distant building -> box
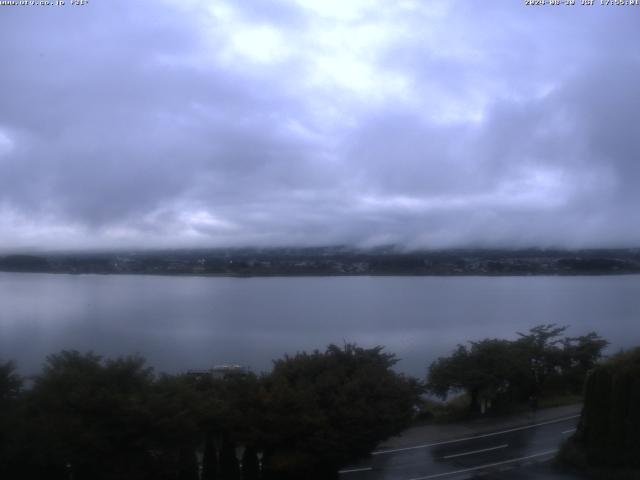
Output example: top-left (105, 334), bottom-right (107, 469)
top-left (186, 363), bottom-right (249, 381)
top-left (211, 363), bottom-right (248, 379)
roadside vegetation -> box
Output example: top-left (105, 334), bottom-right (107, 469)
top-left (0, 325), bottom-right (623, 479)
top-left (557, 347), bottom-right (640, 479)
top-left (424, 324), bottom-right (608, 417)
top-left (0, 344), bottom-right (421, 480)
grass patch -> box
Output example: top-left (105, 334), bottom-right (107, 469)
top-left (414, 395), bottom-right (471, 424)
top-left (539, 393), bottom-right (583, 409)
top-left (413, 393), bottom-right (583, 426)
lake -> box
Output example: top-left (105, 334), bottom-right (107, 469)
top-left (1, 273), bottom-right (638, 377)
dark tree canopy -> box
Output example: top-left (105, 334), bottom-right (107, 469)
top-left (2, 331), bottom-right (608, 479)
top-left (260, 344), bottom-right (423, 479)
top-left (0, 360), bottom-right (23, 477)
top-left (428, 339), bottom-right (523, 413)
top-left (427, 325), bottom-right (608, 414)
top-left (0, 344), bottom-right (422, 480)
top-left (21, 351), bottom-right (157, 480)
top-left (574, 347), bottom-right (640, 469)
top-left (0, 360), bottom-right (21, 405)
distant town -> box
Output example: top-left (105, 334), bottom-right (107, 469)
top-left (1, 247), bottom-right (640, 276)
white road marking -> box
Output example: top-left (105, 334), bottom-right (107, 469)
top-left (406, 449), bottom-right (558, 480)
top-left (561, 428), bottom-right (576, 434)
top-left (442, 444), bottom-right (508, 459)
top-left (372, 415), bottom-right (580, 456)
top-left (338, 466), bottom-right (373, 474)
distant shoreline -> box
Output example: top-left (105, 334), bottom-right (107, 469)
top-left (3, 270), bottom-right (640, 278)
top-left (2, 247), bottom-right (639, 277)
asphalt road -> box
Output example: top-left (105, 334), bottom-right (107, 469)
top-left (339, 415), bottom-right (584, 480)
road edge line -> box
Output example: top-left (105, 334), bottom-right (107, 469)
top-left (407, 449), bottom-right (558, 480)
top-left (372, 414), bottom-right (580, 455)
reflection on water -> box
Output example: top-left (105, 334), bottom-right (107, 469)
top-left (0, 273), bottom-right (638, 376)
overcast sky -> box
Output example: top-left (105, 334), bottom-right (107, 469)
top-left (1, 0), bottom-right (639, 251)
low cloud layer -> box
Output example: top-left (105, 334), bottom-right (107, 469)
top-left (1, 0), bottom-right (639, 250)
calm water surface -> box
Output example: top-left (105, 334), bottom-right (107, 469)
top-left (1, 273), bottom-right (638, 377)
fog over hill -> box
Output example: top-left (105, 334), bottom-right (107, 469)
top-left (1, 1), bottom-right (639, 250)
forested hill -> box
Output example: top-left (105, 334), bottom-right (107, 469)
top-left (1, 247), bottom-right (640, 276)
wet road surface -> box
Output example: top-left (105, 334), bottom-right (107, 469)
top-left (339, 415), bottom-right (585, 480)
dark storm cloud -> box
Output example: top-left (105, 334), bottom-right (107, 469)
top-left (0, 0), bottom-right (639, 249)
